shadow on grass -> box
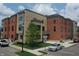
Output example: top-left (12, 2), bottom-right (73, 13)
top-left (16, 51), bottom-right (37, 56)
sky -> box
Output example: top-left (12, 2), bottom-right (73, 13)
top-left (0, 3), bottom-right (79, 26)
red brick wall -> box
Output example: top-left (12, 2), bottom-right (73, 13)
top-left (47, 16), bottom-right (73, 40)
top-left (9, 15), bottom-right (17, 41)
top-left (65, 19), bottom-right (73, 39)
top-left (3, 18), bottom-right (10, 39)
top-left (2, 15), bottom-right (17, 41)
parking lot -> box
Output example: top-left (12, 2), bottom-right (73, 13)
top-left (0, 47), bottom-right (19, 56)
top-left (45, 43), bottom-right (79, 56)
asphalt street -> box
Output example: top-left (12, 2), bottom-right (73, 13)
top-left (0, 43), bottom-right (79, 56)
top-left (45, 43), bottom-right (79, 56)
top-left (0, 47), bottom-right (19, 56)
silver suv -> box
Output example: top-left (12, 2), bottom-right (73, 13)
top-left (0, 39), bottom-right (9, 47)
top-left (48, 43), bottom-right (63, 52)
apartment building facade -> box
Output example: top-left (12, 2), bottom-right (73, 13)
top-left (2, 9), bottom-right (77, 42)
top-left (9, 14), bottom-right (17, 42)
top-left (2, 9), bottom-right (47, 42)
top-left (2, 14), bottom-right (17, 42)
top-left (65, 18), bottom-right (73, 39)
top-left (17, 9), bottom-right (47, 42)
top-left (47, 14), bottom-right (73, 40)
top-left (2, 18), bottom-right (10, 39)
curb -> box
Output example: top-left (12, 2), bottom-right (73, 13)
top-left (10, 45), bottom-right (44, 56)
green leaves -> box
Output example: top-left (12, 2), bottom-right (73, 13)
top-left (25, 22), bottom-right (41, 47)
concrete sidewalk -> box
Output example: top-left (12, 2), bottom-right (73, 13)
top-left (10, 45), bottom-right (43, 56)
top-left (46, 40), bottom-right (77, 48)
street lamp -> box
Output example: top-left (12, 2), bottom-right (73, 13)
top-left (22, 25), bottom-right (24, 52)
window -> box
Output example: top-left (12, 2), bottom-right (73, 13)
top-left (54, 26), bottom-right (56, 32)
top-left (37, 25), bottom-right (41, 30)
top-left (11, 35), bottom-right (13, 39)
top-left (19, 16), bottom-right (24, 25)
top-left (20, 35), bottom-right (23, 39)
top-left (19, 27), bottom-right (21, 31)
top-left (19, 25), bottom-right (24, 31)
top-left (1, 28), bottom-right (3, 32)
top-left (42, 26), bottom-right (45, 31)
top-left (12, 25), bottom-right (14, 31)
top-left (19, 16), bottom-right (23, 21)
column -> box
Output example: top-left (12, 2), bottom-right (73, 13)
top-left (41, 23), bottom-right (43, 42)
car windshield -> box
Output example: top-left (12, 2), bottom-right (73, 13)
top-left (1, 40), bottom-right (7, 42)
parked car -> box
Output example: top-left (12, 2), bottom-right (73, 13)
top-left (0, 39), bottom-right (9, 47)
top-left (48, 43), bottom-right (63, 52)
top-left (73, 37), bottom-right (79, 43)
top-left (73, 39), bottom-right (79, 43)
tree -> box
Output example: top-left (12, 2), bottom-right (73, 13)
top-left (25, 22), bottom-right (41, 47)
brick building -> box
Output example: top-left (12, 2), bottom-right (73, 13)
top-left (9, 14), bottom-right (17, 41)
top-left (2, 14), bottom-right (17, 42)
top-left (2, 18), bottom-right (10, 39)
top-left (2, 9), bottom-right (77, 42)
top-left (47, 14), bottom-right (73, 41)
top-left (65, 18), bottom-right (73, 39)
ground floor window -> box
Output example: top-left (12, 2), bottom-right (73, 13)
top-left (20, 35), bottom-right (23, 39)
top-left (11, 35), bottom-right (13, 39)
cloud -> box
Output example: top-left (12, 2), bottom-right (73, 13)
top-left (0, 15), bottom-right (6, 26)
top-left (0, 3), bottom-right (15, 27)
top-left (59, 4), bottom-right (79, 20)
top-left (18, 5), bottom-right (25, 11)
top-left (59, 3), bottom-right (79, 26)
top-left (0, 4), bottom-right (15, 16)
top-left (32, 4), bottom-right (56, 15)
top-left (32, 3), bottom-right (79, 26)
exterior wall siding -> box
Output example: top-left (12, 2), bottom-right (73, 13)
top-left (2, 9), bottom-right (77, 42)
top-left (2, 18), bottom-right (9, 39)
top-left (9, 15), bottom-right (17, 41)
top-left (47, 15), bottom-right (73, 41)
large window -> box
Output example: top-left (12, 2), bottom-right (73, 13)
top-left (12, 25), bottom-right (14, 31)
top-left (42, 26), bottom-right (45, 31)
top-left (19, 15), bottom-right (24, 25)
top-left (18, 15), bottom-right (24, 31)
top-left (54, 26), bottom-right (56, 32)
top-left (11, 35), bottom-right (13, 39)
top-left (20, 35), bottom-right (23, 39)
top-left (19, 25), bottom-right (24, 31)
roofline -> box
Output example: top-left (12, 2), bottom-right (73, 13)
top-left (10, 14), bottom-right (17, 18)
top-left (2, 17), bottom-right (10, 22)
top-left (46, 14), bottom-right (65, 19)
top-left (2, 9), bottom-right (47, 21)
top-left (17, 9), bottom-right (46, 17)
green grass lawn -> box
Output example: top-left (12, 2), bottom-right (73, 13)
top-left (16, 51), bottom-right (36, 56)
top-left (14, 43), bottom-right (51, 50)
